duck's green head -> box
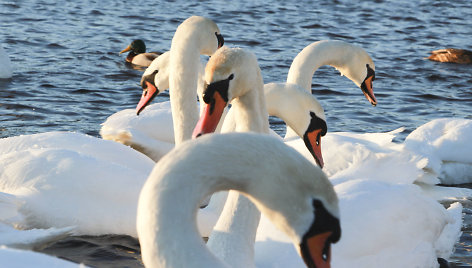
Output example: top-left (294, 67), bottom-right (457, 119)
top-left (120, 39), bottom-right (146, 54)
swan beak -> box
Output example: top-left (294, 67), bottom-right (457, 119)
top-left (136, 81), bottom-right (159, 115)
top-left (300, 231), bottom-right (333, 268)
top-left (361, 75), bottom-right (377, 106)
top-left (119, 45), bottom-right (132, 55)
top-left (192, 91), bottom-right (227, 138)
top-left (304, 129), bottom-right (324, 168)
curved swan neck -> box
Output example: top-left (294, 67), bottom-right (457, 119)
top-left (169, 41), bottom-right (200, 145)
top-left (286, 40), bottom-right (362, 92)
top-left (209, 58), bottom-right (269, 265)
top-left (231, 81), bottom-right (269, 134)
top-left (207, 191), bottom-right (260, 267)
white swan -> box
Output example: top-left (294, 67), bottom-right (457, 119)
top-left (137, 132), bottom-right (341, 268)
top-left (283, 40), bottom-right (376, 139)
top-left (192, 47), bottom-right (271, 266)
top-left (102, 53), bottom-right (327, 166)
top-left (0, 246), bottom-right (84, 268)
top-left (0, 131), bottom-right (154, 236)
top-left (404, 118), bottom-right (472, 184)
top-left (162, 16), bottom-right (223, 145)
top-left (194, 47), bottom-right (462, 267)
top-left (0, 44), bottom-right (13, 79)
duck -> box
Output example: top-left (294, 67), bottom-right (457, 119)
top-left (119, 39), bottom-right (161, 67)
top-left (137, 132), bottom-right (341, 268)
top-left (0, 44), bottom-right (13, 79)
top-left (427, 48), bottom-right (472, 64)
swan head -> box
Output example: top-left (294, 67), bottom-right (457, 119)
top-left (265, 83), bottom-right (327, 168)
top-left (136, 52), bottom-right (171, 115)
top-left (338, 45), bottom-right (377, 106)
top-left (193, 47), bottom-right (261, 137)
top-left (119, 39), bottom-right (146, 55)
top-left (174, 16), bottom-right (224, 56)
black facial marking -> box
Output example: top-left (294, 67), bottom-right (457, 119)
top-left (300, 199), bottom-right (341, 268)
top-left (202, 74), bottom-right (233, 114)
top-left (140, 70), bottom-right (158, 89)
top-left (360, 64), bottom-right (375, 96)
top-left (215, 32), bottom-right (224, 48)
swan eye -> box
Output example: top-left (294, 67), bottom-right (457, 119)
top-left (316, 132), bottom-right (321, 146)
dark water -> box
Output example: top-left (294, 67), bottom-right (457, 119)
top-left (1, 0), bottom-right (471, 267)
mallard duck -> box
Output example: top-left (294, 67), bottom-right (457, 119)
top-left (119, 39), bottom-right (161, 67)
top-left (427, 48), bottom-right (472, 64)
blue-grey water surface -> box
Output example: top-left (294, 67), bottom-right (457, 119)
top-left (1, 0), bottom-right (471, 267)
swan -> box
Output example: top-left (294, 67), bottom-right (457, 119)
top-left (427, 48), bottom-right (472, 64)
top-left (0, 44), bottom-right (13, 79)
top-left (137, 132), bottom-right (341, 268)
top-left (119, 39), bottom-right (161, 67)
top-left (102, 53), bottom-right (327, 166)
top-left (162, 16), bottom-right (224, 145)
top-left (0, 131), bottom-right (155, 237)
top-left (0, 246), bottom-right (84, 268)
top-left (194, 47), bottom-right (462, 267)
top-left (282, 40), bottom-right (376, 139)
top-left (403, 118), bottom-right (472, 184)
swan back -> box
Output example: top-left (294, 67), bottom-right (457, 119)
top-left (137, 132), bottom-right (340, 268)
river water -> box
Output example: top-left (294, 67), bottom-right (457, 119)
top-left (1, 0), bottom-right (471, 267)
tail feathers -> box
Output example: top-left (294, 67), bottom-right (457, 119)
top-left (0, 223), bottom-right (75, 250)
top-left (0, 192), bottom-right (24, 225)
top-left (435, 202), bottom-right (463, 259)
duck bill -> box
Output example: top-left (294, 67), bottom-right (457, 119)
top-left (119, 45), bottom-right (132, 55)
top-left (300, 231), bottom-right (333, 268)
top-left (304, 129), bottom-right (324, 168)
top-left (192, 91), bottom-right (227, 138)
top-left (361, 75), bottom-right (377, 106)
top-left (136, 81), bottom-right (159, 115)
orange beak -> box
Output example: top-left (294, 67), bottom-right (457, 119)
top-left (304, 129), bottom-right (324, 168)
top-left (362, 75), bottom-right (377, 106)
top-left (136, 81), bottom-right (159, 115)
top-left (119, 45), bottom-right (132, 55)
top-left (192, 91), bottom-right (228, 138)
top-left (302, 231), bottom-right (333, 268)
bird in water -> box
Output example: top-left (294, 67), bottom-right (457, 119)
top-left (427, 48), bottom-right (472, 64)
top-left (119, 39), bottom-right (161, 67)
